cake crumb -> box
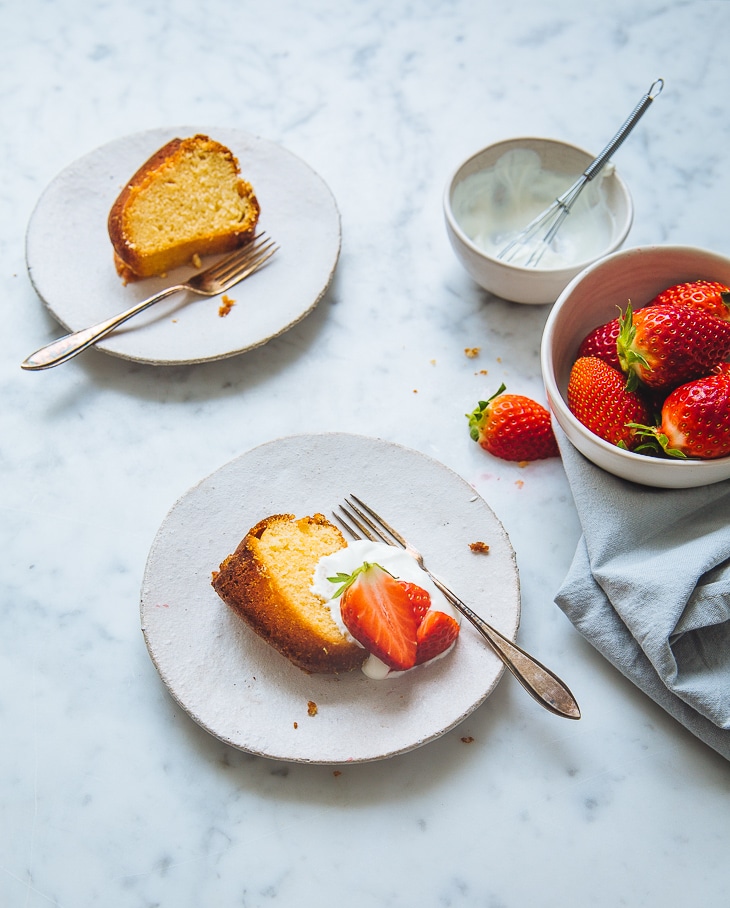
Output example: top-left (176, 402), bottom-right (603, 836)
top-left (333, 770), bottom-right (342, 777)
top-left (469, 541), bottom-right (490, 554)
top-left (191, 253), bottom-right (202, 268)
top-left (475, 369), bottom-right (488, 375)
top-left (515, 479), bottom-right (524, 489)
top-left (307, 700), bottom-right (318, 717)
top-left (518, 460), bottom-right (530, 468)
top-left (464, 347), bottom-right (480, 358)
top-left (293, 722), bottom-right (298, 729)
top-left (461, 736), bottom-right (475, 744)
top-left (218, 294), bottom-right (235, 317)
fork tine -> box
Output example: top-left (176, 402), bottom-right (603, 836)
top-left (341, 500), bottom-right (388, 544)
top-left (225, 244), bottom-right (277, 284)
top-left (348, 495), bottom-right (408, 549)
top-left (335, 502), bottom-right (383, 544)
top-left (213, 235), bottom-right (277, 283)
top-left (332, 508), bottom-right (364, 541)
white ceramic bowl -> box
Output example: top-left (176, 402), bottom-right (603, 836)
top-left (541, 245), bottom-right (730, 489)
top-left (444, 137), bottom-right (634, 305)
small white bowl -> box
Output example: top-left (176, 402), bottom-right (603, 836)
top-left (444, 137), bottom-right (634, 305)
top-left (541, 245), bottom-right (730, 488)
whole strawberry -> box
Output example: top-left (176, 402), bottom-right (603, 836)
top-left (467, 384), bottom-right (559, 461)
top-left (616, 301), bottom-right (730, 391)
top-left (648, 280), bottom-right (730, 322)
top-left (567, 356), bottom-right (652, 450)
top-left (629, 371), bottom-right (730, 459)
top-left (577, 317), bottom-right (621, 369)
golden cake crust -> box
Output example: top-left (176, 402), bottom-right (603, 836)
top-left (212, 514), bottom-right (366, 675)
top-left (108, 134), bottom-right (260, 282)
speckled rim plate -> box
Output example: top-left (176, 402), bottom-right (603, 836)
top-left (140, 433), bottom-right (521, 764)
top-left (25, 127), bottom-right (341, 365)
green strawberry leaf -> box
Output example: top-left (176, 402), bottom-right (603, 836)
top-left (656, 433), bottom-right (687, 459)
top-left (616, 300), bottom-right (650, 391)
top-left (327, 562), bottom-right (391, 598)
top-left (625, 423), bottom-right (687, 459)
top-left (466, 383), bottom-right (507, 441)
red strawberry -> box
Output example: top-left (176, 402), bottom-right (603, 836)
top-left (415, 610), bottom-right (460, 665)
top-left (567, 356), bottom-right (652, 450)
top-left (467, 384), bottom-right (559, 461)
top-left (616, 301), bottom-right (730, 391)
top-left (338, 562), bottom-right (418, 671)
top-left (577, 317), bottom-right (621, 369)
top-left (399, 580), bottom-right (431, 623)
top-left (647, 280), bottom-right (730, 322)
top-left (629, 371), bottom-right (730, 459)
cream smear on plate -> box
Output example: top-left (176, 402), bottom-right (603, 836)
top-left (452, 148), bottom-right (617, 268)
top-left (311, 539), bottom-right (461, 680)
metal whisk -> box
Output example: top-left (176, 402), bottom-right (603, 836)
top-left (497, 78), bottom-right (664, 267)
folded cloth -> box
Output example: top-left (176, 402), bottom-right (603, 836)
top-left (554, 426), bottom-right (730, 761)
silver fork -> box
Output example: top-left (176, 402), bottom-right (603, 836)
top-left (335, 494), bottom-right (581, 720)
top-left (21, 233), bottom-right (278, 371)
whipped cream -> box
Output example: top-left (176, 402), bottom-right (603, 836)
top-left (451, 147), bottom-right (617, 268)
top-left (311, 539), bottom-right (460, 679)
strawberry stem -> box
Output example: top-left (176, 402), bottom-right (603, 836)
top-left (616, 301), bottom-right (649, 392)
top-left (327, 562), bottom-right (390, 598)
top-left (466, 383), bottom-right (506, 441)
top-left (625, 423), bottom-right (687, 459)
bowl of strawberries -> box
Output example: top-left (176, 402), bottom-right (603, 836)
top-left (541, 245), bottom-right (730, 488)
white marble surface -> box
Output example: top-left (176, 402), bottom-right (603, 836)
top-left (2, 1), bottom-right (729, 905)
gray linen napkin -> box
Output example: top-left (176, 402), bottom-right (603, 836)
top-left (554, 426), bottom-right (730, 761)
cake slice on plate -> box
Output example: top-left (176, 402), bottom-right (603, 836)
top-left (108, 133), bottom-right (260, 283)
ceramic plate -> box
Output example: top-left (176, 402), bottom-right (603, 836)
top-left (140, 434), bottom-right (521, 763)
top-left (25, 128), bottom-right (341, 365)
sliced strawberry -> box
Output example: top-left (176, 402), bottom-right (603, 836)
top-left (339, 562), bottom-right (418, 671)
top-left (399, 580), bottom-right (431, 623)
top-left (415, 610), bottom-right (460, 665)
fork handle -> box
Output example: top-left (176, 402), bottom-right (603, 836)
top-left (21, 284), bottom-right (185, 371)
top-left (432, 578), bottom-right (581, 719)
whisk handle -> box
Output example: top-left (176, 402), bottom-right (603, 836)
top-left (583, 78), bottom-right (664, 181)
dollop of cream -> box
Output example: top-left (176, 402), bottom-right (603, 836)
top-left (452, 148), bottom-right (617, 268)
top-left (311, 539), bottom-right (460, 679)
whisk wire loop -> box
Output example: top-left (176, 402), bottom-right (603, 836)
top-left (497, 78), bottom-right (664, 267)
